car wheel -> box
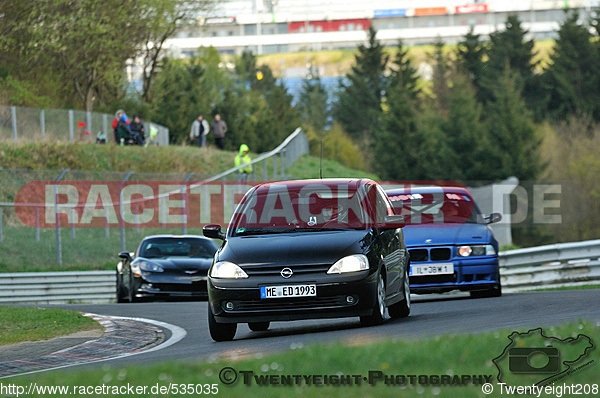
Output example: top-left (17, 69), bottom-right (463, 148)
top-left (470, 282), bottom-right (502, 298)
top-left (248, 322), bottom-right (270, 332)
top-left (360, 272), bottom-right (386, 326)
top-left (116, 272), bottom-right (127, 303)
top-left (128, 269), bottom-right (139, 303)
top-left (389, 267), bottom-right (410, 318)
top-left (208, 304), bottom-right (237, 341)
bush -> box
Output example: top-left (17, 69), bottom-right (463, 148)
top-left (304, 124), bottom-right (366, 171)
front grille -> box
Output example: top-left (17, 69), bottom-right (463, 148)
top-left (242, 264), bottom-right (331, 276)
top-left (409, 249), bottom-right (428, 262)
top-left (227, 295), bottom-right (354, 312)
top-left (430, 248), bottom-right (451, 261)
top-left (409, 247), bottom-right (452, 262)
top-left (151, 283), bottom-right (206, 292)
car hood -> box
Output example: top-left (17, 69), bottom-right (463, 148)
top-left (219, 230), bottom-right (372, 266)
top-left (403, 223), bottom-right (492, 247)
top-left (136, 257), bottom-right (213, 271)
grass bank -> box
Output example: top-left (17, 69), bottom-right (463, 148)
top-left (10, 319), bottom-right (599, 397)
top-left (0, 307), bottom-right (100, 345)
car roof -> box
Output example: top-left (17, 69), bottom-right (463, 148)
top-left (386, 185), bottom-right (473, 196)
top-left (141, 235), bottom-right (211, 241)
top-left (252, 178), bottom-right (375, 193)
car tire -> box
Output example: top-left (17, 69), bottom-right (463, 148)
top-left (116, 272), bottom-right (127, 303)
top-left (360, 272), bottom-right (386, 326)
top-left (128, 269), bottom-right (139, 303)
top-left (470, 282), bottom-right (502, 298)
top-left (208, 304), bottom-right (237, 341)
top-left (248, 322), bottom-right (270, 332)
top-left (389, 267), bottom-right (410, 318)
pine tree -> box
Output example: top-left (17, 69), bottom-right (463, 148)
top-left (456, 27), bottom-right (487, 104)
top-left (484, 69), bottom-right (541, 180)
top-left (484, 15), bottom-right (546, 116)
top-left (388, 39), bottom-right (419, 99)
top-left (297, 67), bottom-right (329, 131)
top-left (430, 38), bottom-right (451, 115)
top-left (544, 10), bottom-right (600, 122)
top-left (334, 26), bottom-right (388, 141)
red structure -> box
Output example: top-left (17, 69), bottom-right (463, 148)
top-left (288, 19), bottom-right (371, 34)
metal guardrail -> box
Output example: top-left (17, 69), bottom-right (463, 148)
top-left (0, 271), bottom-right (114, 304)
top-left (205, 127), bottom-right (308, 182)
top-left (1, 240), bottom-right (599, 304)
top-left (499, 239), bottom-right (600, 292)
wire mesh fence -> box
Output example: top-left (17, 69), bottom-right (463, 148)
top-left (0, 105), bottom-right (169, 145)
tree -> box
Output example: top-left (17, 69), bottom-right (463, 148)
top-left (334, 27), bottom-right (388, 141)
top-left (544, 10), bottom-right (600, 122)
top-left (484, 69), bottom-right (541, 180)
top-left (297, 67), bottom-right (330, 131)
top-left (484, 14), bottom-right (546, 115)
top-left (456, 27), bottom-right (487, 103)
top-left (429, 38), bottom-right (451, 115)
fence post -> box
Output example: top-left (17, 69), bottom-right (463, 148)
top-left (11, 106), bottom-right (17, 141)
top-left (263, 160), bottom-right (267, 181)
top-left (40, 109), bottom-right (46, 139)
top-left (273, 156), bottom-right (278, 180)
top-left (55, 169), bottom-right (69, 266)
top-left (182, 172), bottom-right (195, 235)
top-left (35, 207), bottom-right (40, 241)
top-left (68, 110), bottom-right (74, 142)
top-left (86, 111), bottom-right (92, 138)
top-left (120, 172), bottom-right (134, 253)
top-left (71, 208), bottom-right (76, 239)
top-left (0, 206), bottom-right (3, 243)
top-left (105, 207), bottom-right (110, 238)
top-left (103, 114), bottom-right (108, 142)
top-left (280, 149), bottom-right (285, 179)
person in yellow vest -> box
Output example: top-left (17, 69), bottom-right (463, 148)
top-left (234, 144), bottom-right (253, 181)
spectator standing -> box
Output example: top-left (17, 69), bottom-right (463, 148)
top-left (189, 114), bottom-right (210, 147)
top-left (130, 114), bottom-right (145, 146)
top-left (112, 109), bottom-right (124, 144)
top-left (234, 144), bottom-right (253, 181)
top-left (211, 113), bottom-right (228, 149)
top-left (116, 114), bottom-right (132, 145)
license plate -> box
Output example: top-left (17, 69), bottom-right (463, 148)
top-left (260, 284), bottom-right (316, 299)
top-left (410, 263), bottom-right (454, 276)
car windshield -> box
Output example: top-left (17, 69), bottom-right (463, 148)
top-left (139, 238), bottom-right (218, 259)
top-left (231, 184), bottom-right (369, 236)
top-left (388, 191), bottom-right (483, 225)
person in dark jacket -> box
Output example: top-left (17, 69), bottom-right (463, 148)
top-left (211, 113), bottom-right (228, 149)
top-left (116, 114), bottom-right (132, 145)
top-left (130, 115), bottom-right (145, 145)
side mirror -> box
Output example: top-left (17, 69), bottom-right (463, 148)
top-left (118, 251), bottom-right (132, 261)
top-left (203, 224), bottom-right (225, 240)
top-left (486, 213), bottom-right (502, 224)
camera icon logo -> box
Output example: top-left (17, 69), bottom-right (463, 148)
top-left (508, 347), bottom-right (560, 374)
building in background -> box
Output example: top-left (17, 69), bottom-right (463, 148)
top-left (164, 0), bottom-right (599, 57)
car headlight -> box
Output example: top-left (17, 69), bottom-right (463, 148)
top-left (458, 245), bottom-right (496, 257)
top-left (327, 254), bottom-right (369, 274)
top-left (138, 261), bottom-right (164, 272)
top-left (210, 261), bottom-right (249, 279)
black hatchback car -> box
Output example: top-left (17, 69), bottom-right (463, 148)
top-left (116, 235), bottom-right (219, 302)
top-left (203, 179), bottom-right (410, 341)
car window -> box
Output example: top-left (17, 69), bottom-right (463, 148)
top-left (388, 191), bottom-right (483, 225)
top-left (230, 184), bottom-right (368, 236)
top-left (139, 238), bottom-right (218, 258)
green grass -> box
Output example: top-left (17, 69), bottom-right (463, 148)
top-left (0, 307), bottom-right (100, 345)
top-left (10, 320), bottom-right (599, 397)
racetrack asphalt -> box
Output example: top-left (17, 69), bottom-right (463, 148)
top-left (26, 289), bottom-right (599, 371)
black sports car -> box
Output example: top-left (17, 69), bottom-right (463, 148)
top-left (203, 179), bottom-right (410, 341)
top-left (116, 235), bottom-right (219, 302)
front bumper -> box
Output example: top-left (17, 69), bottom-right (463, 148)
top-left (133, 272), bottom-right (208, 298)
top-left (409, 256), bottom-right (500, 294)
top-left (208, 271), bottom-right (378, 323)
